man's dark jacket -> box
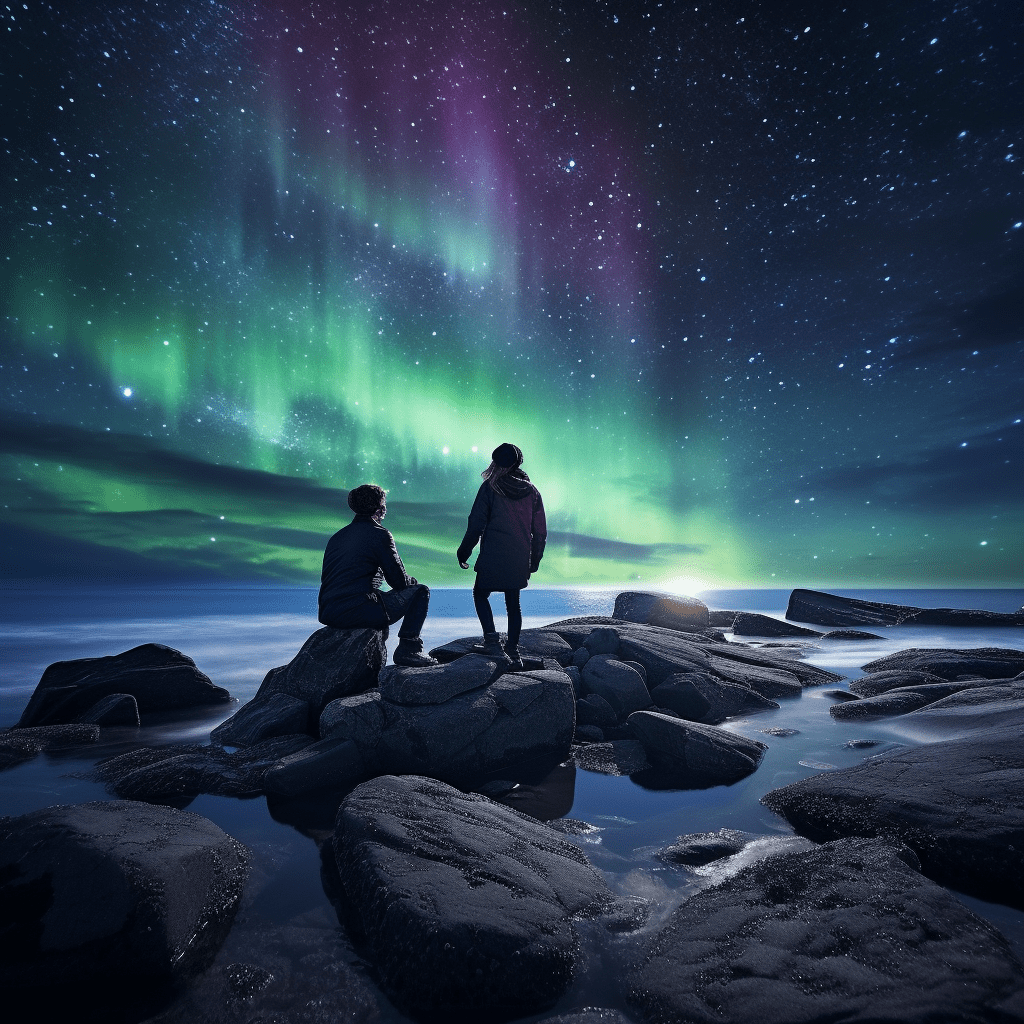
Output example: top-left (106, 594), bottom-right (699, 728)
top-left (318, 514), bottom-right (416, 625)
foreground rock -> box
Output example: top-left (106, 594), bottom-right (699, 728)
top-left (332, 775), bottom-right (623, 1020)
top-left (0, 800), bottom-right (249, 1011)
top-left (16, 643), bottom-right (230, 728)
top-left (213, 627), bottom-right (386, 741)
top-left (629, 836), bottom-right (1024, 1024)
top-left (787, 588), bottom-right (1024, 627)
top-left (761, 725), bottom-right (1024, 908)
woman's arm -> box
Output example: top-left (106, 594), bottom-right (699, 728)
top-left (530, 489), bottom-right (547, 572)
top-left (457, 484), bottom-right (492, 565)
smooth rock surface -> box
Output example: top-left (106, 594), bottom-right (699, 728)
top-left (379, 653), bottom-right (495, 705)
top-left (613, 591), bottom-right (711, 631)
top-left (628, 711), bottom-right (766, 782)
top-left (263, 735), bottom-right (369, 795)
top-left (762, 724), bottom-right (1024, 907)
top-left (333, 775), bottom-right (617, 1019)
top-left (576, 692), bottom-right (618, 728)
top-left (657, 828), bottom-right (757, 866)
top-left (786, 588), bottom-right (1024, 627)
top-left (0, 801), bottom-right (249, 998)
top-left (650, 672), bottom-right (779, 725)
top-left (862, 646), bottom-right (1024, 681)
top-left (629, 836), bottom-right (1024, 1024)
top-left (901, 683), bottom-right (1024, 733)
top-left (732, 612), bottom-right (823, 638)
top-left (16, 643), bottom-right (230, 728)
top-left (430, 630), bottom-right (573, 666)
top-left (319, 689), bottom-right (385, 746)
top-left (581, 655), bottom-right (652, 717)
top-left (849, 669), bottom-right (951, 696)
top-left (821, 628), bottom-right (885, 639)
top-left (79, 692), bottom-right (140, 726)
top-left (210, 691), bottom-right (310, 746)
top-left (830, 680), bottom-right (1012, 719)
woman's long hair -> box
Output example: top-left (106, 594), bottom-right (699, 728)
top-left (481, 461), bottom-right (515, 492)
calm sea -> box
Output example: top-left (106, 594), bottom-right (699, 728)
top-left (2, 585), bottom-right (1023, 1021)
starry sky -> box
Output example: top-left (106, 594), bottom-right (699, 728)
top-left (2, 0), bottom-right (1021, 588)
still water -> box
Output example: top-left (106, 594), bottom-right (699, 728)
top-left (2, 585), bottom-right (1023, 1020)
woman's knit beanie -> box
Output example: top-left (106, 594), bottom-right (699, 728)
top-left (491, 442), bottom-right (523, 468)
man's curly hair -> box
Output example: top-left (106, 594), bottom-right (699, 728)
top-left (347, 483), bottom-right (386, 516)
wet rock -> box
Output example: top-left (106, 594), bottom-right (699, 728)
top-left (762, 724), bottom-right (1024, 908)
top-left (823, 688), bottom-right (860, 702)
top-left (333, 774), bottom-right (618, 1020)
top-left (786, 588), bottom-right (1024, 627)
top-left (254, 627), bottom-right (385, 721)
top-left (732, 612), bottom-right (823, 638)
top-left (759, 727), bottom-right (799, 737)
top-left (263, 736), bottom-right (369, 796)
top-left (574, 739), bottom-right (652, 776)
top-left (0, 800), bottom-right (248, 1008)
top-left (613, 591), bottom-right (711, 631)
top-left (576, 692), bottom-right (618, 728)
top-left (822, 628), bottom-right (885, 639)
top-left (628, 711), bottom-right (766, 782)
top-left (379, 653), bottom-right (494, 704)
top-left (629, 836), bottom-right (1024, 1024)
top-left (210, 692), bottom-right (310, 747)
top-left (582, 655), bottom-right (652, 717)
top-left (849, 669), bottom-right (950, 696)
top-left (538, 1009), bottom-right (635, 1024)
top-left (657, 828), bottom-right (757, 866)
top-left (846, 738), bottom-right (881, 748)
top-left (79, 692), bottom-right (140, 726)
top-left (16, 643), bottom-right (230, 728)
top-left (650, 672), bottom-right (779, 725)
top-left (901, 683), bottom-right (1024, 733)
top-left (582, 626), bottom-right (622, 656)
top-left (862, 647), bottom-right (1024, 681)
top-left (709, 610), bottom-right (739, 628)
top-left (96, 735), bottom-right (313, 800)
top-left (831, 680), bottom-right (1012, 720)
top-left (0, 722), bottom-right (100, 770)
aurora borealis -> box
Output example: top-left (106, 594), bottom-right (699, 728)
top-left (2, 1), bottom-right (1021, 588)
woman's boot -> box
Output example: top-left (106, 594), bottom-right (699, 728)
top-left (475, 632), bottom-right (511, 664)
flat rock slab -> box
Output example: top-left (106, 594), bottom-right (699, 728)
top-left (333, 775), bottom-right (617, 1020)
top-left (862, 647), bottom-right (1024, 681)
top-left (379, 653), bottom-right (496, 704)
top-left (0, 800), bottom-right (249, 1002)
top-left (430, 630), bottom-right (574, 665)
top-left (761, 725), bottom-right (1024, 908)
top-left (732, 612), bottom-right (823, 638)
top-left (629, 836), bottom-right (1024, 1024)
top-left (16, 643), bottom-right (230, 727)
top-left (787, 588), bottom-right (1024, 627)
top-left (0, 723), bottom-right (100, 770)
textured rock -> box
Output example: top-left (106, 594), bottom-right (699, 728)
top-left (788, 588), bottom-right (1024, 627)
top-left (629, 836), bottom-right (1024, 1024)
top-left (830, 680), bottom-right (1012, 719)
top-left (16, 643), bottom-right (230, 728)
top-left (849, 669), bottom-right (951, 696)
top-left (263, 735), bottom-right (369, 795)
top-left (333, 775), bottom-right (617, 1019)
top-left (821, 629), bottom-right (885, 639)
top-left (657, 828), bottom-right (757, 866)
top-left (732, 612), bottom-right (823, 638)
top-left (78, 692), bottom-right (140, 726)
top-left (538, 1011), bottom-right (635, 1024)
top-left (581, 655), bottom-right (652, 717)
top-left (379, 653), bottom-right (495, 705)
top-left (901, 683), bottom-right (1024, 733)
top-left (576, 692), bottom-right (618, 728)
top-left (762, 725), bottom-right (1024, 907)
top-left (861, 646), bottom-right (1024, 681)
top-left (210, 691), bottom-right (310, 746)
top-left (429, 630), bottom-right (573, 666)
top-left (628, 711), bottom-right (766, 782)
top-left (0, 801), bottom-right (248, 1002)
top-left (0, 723), bottom-right (101, 770)
top-left (319, 689), bottom-right (385, 746)
top-left (573, 739), bottom-right (653, 776)
top-left (650, 672), bottom-right (779, 725)
top-left (254, 627), bottom-right (386, 719)
top-left (708, 610), bottom-right (739, 628)
top-left (613, 591), bottom-right (711, 631)
top-left (582, 626), bottom-right (622, 656)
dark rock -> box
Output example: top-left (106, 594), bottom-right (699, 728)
top-left (732, 612), bottom-right (823, 638)
top-left (846, 738), bottom-right (881, 748)
top-left (650, 672), bottom-right (779, 725)
top-left (823, 688), bottom-right (860, 702)
top-left (622, 659), bottom-right (647, 681)
top-left (538, 1009), bottom-right (635, 1024)
top-left (0, 722), bottom-right (100, 765)
top-left (657, 827), bottom-right (756, 866)
top-left (254, 627), bottom-right (385, 721)
top-left (79, 692), bottom-right (140, 726)
top-left (821, 628), bottom-right (885, 639)
top-left (564, 663), bottom-right (582, 696)
top-left (831, 680), bottom-right (1013, 720)
top-left (574, 724), bottom-right (605, 743)
top-left (762, 724), bottom-right (1024, 907)
top-left (16, 643), bottom-right (230, 728)
top-left (613, 591), bottom-right (711, 631)
top-left (210, 691), bottom-right (310, 747)
top-left (582, 626), bottom-right (621, 656)
top-left (430, 630), bottom-right (573, 666)
top-left (574, 739), bottom-right (652, 776)
top-left (572, 646), bottom-right (591, 668)
top-left (628, 711), bottom-right (767, 782)
top-left (576, 692), bottom-right (618, 728)
top-left (380, 653), bottom-right (496, 704)
top-left (759, 727), bottom-right (799, 737)
top-left (0, 800), bottom-right (248, 1001)
top-left (862, 647), bottom-right (1024, 681)
top-left (901, 683), bottom-right (1024, 733)
top-left (581, 655), bottom-right (652, 717)
top-left (709, 610), bottom-right (738, 627)
top-left (319, 689), bottom-right (385, 746)
top-left (849, 669), bottom-right (951, 696)
top-left (787, 588), bottom-right (1024, 627)
top-left (95, 735), bottom-right (313, 800)
top-left (224, 962), bottom-right (273, 1000)
top-left (263, 735), bottom-right (369, 795)
top-left (333, 774), bottom-right (618, 1019)
top-left (629, 836), bottom-right (1024, 1024)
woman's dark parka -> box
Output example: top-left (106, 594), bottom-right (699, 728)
top-left (457, 471), bottom-right (546, 591)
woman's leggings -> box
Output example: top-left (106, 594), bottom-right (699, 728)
top-left (473, 588), bottom-right (523, 648)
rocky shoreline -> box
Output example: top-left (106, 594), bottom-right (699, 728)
top-left (2, 588), bottom-right (1024, 1023)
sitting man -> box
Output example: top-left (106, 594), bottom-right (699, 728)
top-left (318, 483), bottom-right (437, 667)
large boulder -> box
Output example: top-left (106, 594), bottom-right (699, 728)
top-left (333, 775), bottom-right (619, 1019)
top-left (761, 724), bottom-right (1024, 908)
top-left (429, 630), bottom-right (573, 666)
top-left (0, 801), bottom-right (248, 1011)
top-left (378, 653), bottom-right (495, 704)
top-left (861, 647), bottom-right (1024, 681)
top-left (900, 683), bottom-right (1024, 733)
top-left (732, 612), bottom-right (823, 638)
top-left (629, 836), bottom-right (1024, 1024)
top-left (627, 711), bottom-right (766, 782)
top-left (650, 672), bottom-right (779, 725)
top-left (15, 644), bottom-right (230, 728)
top-left (613, 591), bottom-right (711, 631)
top-left (581, 655), bottom-right (652, 718)
top-left (786, 588), bottom-right (1024, 627)
top-left (828, 681), bottom-right (1003, 720)
top-left (210, 691), bottom-right (310, 746)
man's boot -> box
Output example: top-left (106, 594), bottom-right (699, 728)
top-left (473, 632), bottom-right (512, 664)
top-left (393, 637), bottom-right (438, 667)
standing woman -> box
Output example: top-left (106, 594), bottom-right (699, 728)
top-left (457, 442), bottom-right (546, 669)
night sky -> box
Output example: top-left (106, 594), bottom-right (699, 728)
top-left (2, 0), bottom-right (1021, 588)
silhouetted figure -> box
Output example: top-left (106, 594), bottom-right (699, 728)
top-left (319, 483), bottom-right (437, 667)
top-left (457, 443), bottom-right (547, 669)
